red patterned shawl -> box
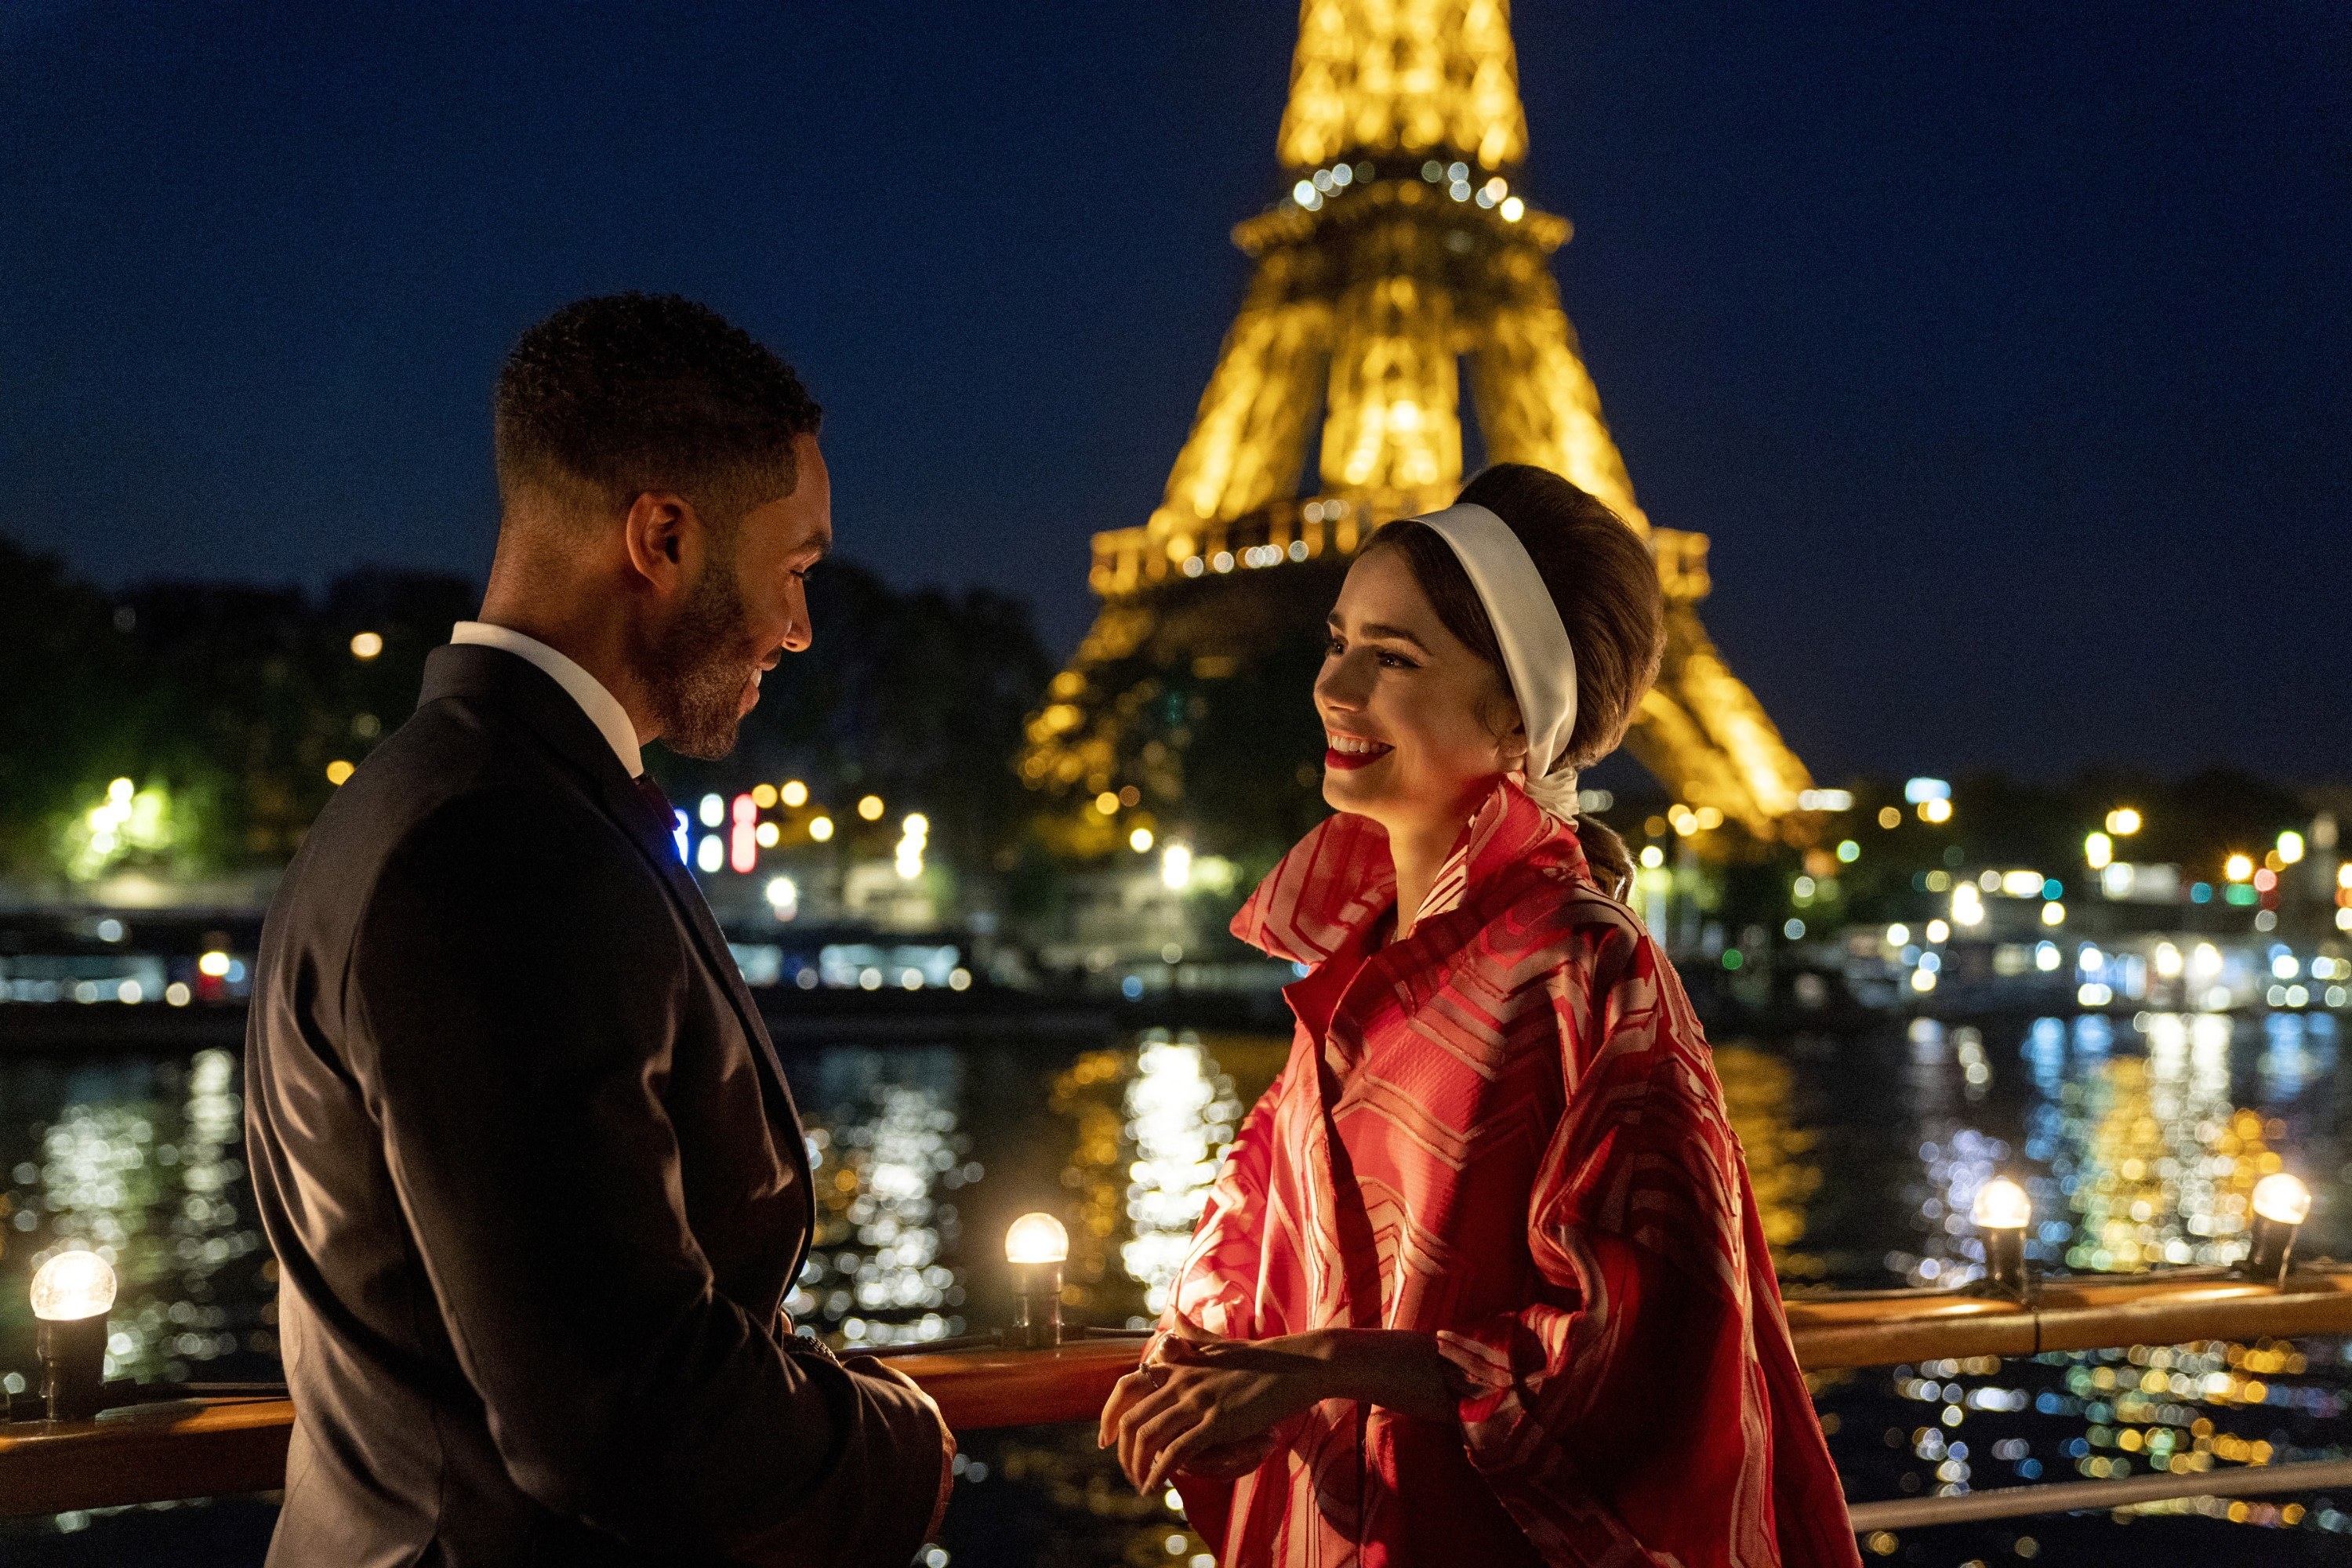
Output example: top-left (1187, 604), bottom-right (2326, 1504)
top-left (1162, 782), bottom-right (1860, 1568)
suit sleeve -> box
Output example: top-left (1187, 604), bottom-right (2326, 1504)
top-left (347, 786), bottom-right (949, 1567)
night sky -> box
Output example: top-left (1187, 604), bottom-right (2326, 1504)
top-left (5, 2), bottom-right (2346, 783)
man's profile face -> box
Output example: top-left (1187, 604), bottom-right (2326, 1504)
top-left (647, 433), bottom-right (830, 759)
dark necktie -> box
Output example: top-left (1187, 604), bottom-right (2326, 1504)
top-left (634, 773), bottom-right (677, 839)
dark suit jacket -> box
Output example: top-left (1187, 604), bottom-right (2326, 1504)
top-left (246, 644), bottom-right (947, 1567)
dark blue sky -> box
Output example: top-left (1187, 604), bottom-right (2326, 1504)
top-left (5, 2), bottom-right (2346, 782)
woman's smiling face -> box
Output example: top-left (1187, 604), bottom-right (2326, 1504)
top-left (1316, 546), bottom-right (1525, 837)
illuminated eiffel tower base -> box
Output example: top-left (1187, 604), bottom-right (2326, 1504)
top-left (1020, 1), bottom-right (1814, 858)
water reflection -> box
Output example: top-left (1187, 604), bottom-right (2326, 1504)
top-left (789, 1047), bottom-right (969, 1348)
top-left (2066, 1014), bottom-right (2267, 1272)
top-left (4, 1050), bottom-right (273, 1390)
top-left (1712, 1046), bottom-right (1824, 1280)
top-left (2, 1007), bottom-right (2350, 1557)
top-left (1118, 1033), bottom-right (1241, 1319)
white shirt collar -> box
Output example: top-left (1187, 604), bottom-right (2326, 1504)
top-left (448, 622), bottom-right (644, 778)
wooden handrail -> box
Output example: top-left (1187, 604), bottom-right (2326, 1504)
top-left (4, 1270), bottom-right (2348, 1519)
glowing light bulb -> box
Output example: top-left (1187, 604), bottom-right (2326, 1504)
top-left (349, 631), bottom-right (383, 660)
top-left (1005, 1212), bottom-right (1069, 1265)
top-left (31, 1251), bottom-right (117, 1322)
top-left (1972, 1178), bottom-right (2031, 1231)
top-left (2252, 1173), bottom-right (2311, 1226)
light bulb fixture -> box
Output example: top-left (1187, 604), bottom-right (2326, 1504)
top-left (29, 1250), bottom-right (117, 1421)
top-left (1004, 1212), bottom-right (1069, 1349)
top-left (1970, 1178), bottom-right (2032, 1300)
top-left (2242, 1172), bottom-right (2311, 1287)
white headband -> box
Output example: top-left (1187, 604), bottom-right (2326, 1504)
top-left (1412, 503), bottom-right (1582, 818)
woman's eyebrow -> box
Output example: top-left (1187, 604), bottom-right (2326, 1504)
top-left (1329, 615), bottom-right (1432, 654)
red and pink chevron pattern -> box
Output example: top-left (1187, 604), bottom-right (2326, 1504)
top-left (1163, 781), bottom-right (1861, 1567)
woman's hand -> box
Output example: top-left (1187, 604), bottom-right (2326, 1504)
top-left (1098, 1330), bottom-right (1334, 1494)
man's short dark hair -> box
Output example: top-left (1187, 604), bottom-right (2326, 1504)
top-left (494, 293), bottom-right (822, 530)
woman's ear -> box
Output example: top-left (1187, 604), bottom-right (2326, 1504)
top-left (1493, 698), bottom-right (1530, 773)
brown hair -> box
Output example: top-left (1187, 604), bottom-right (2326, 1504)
top-left (1362, 463), bottom-right (1664, 895)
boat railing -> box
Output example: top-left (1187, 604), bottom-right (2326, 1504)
top-left (2, 1268), bottom-right (2347, 1525)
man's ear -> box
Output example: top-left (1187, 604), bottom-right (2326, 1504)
top-left (622, 492), bottom-right (696, 592)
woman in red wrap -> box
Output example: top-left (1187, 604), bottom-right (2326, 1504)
top-left (1100, 466), bottom-right (1860, 1567)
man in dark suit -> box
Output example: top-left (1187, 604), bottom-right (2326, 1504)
top-left (247, 294), bottom-right (952, 1566)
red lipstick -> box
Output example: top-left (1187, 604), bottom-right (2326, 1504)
top-left (1323, 735), bottom-right (1393, 771)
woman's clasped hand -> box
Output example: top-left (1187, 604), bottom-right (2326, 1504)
top-left (1097, 1331), bottom-right (1323, 1494)
top-left (1098, 1325), bottom-right (1466, 1494)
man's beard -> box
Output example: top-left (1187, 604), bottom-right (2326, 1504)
top-left (646, 556), bottom-right (756, 760)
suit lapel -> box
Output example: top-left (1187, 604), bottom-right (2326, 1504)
top-left (586, 768), bottom-right (818, 1252)
top-left (419, 646), bottom-right (816, 1247)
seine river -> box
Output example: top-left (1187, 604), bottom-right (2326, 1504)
top-left (0, 1007), bottom-right (2344, 1567)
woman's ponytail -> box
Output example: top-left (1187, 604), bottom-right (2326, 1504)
top-left (1573, 814), bottom-right (1634, 902)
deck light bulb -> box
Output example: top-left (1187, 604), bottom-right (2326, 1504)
top-left (2245, 1172), bottom-right (2310, 1286)
top-left (1004, 1213), bottom-right (1069, 1349)
top-left (31, 1250), bottom-right (115, 1421)
top-left (1972, 1179), bottom-right (2031, 1231)
top-left (2252, 1173), bottom-right (2311, 1227)
top-left (1006, 1213), bottom-right (1068, 1265)
top-left (30, 1251), bottom-right (116, 1323)
top-left (1971, 1179), bottom-right (2032, 1299)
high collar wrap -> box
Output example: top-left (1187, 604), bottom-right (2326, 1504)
top-left (1231, 776), bottom-right (1592, 967)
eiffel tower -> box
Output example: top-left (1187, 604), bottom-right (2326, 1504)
top-left (1019, 1), bottom-right (1814, 856)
